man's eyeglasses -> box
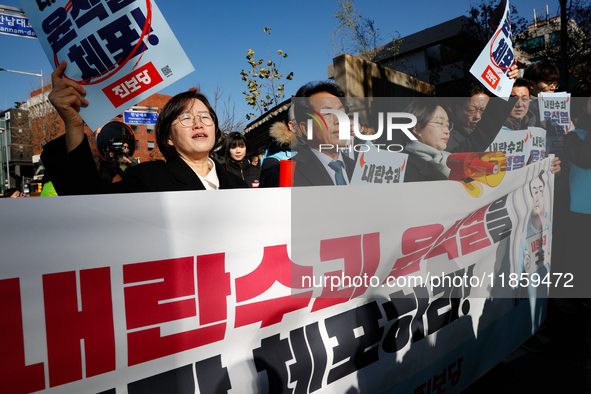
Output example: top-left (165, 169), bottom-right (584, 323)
top-left (177, 112), bottom-right (215, 127)
top-left (428, 121), bottom-right (453, 131)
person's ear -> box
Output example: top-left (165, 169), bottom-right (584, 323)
top-left (299, 121), bottom-right (309, 138)
top-left (412, 125), bottom-right (422, 136)
top-left (167, 135), bottom-right (174, 146)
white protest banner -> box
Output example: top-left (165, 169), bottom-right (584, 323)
top-left (18, 0), bottom-right (194, 130)
top-left (538, 92), bottom-right (571, 152)
top-left (1, 158), bottom-right (557, 393)
top-left (469, 0), bottom-right (515, 99)
top-left (350, 147), bottom-right (408, 184)
top-left (487, 126), bottom-right (546, 171)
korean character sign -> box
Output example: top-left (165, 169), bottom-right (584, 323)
top-left (538, 92), bottom-right (571, 152)
top-left (469, 0), bottom-right (514, 99)
top-left (0, 11), bottom-right (37, 38)
top-left (349, 147), bottom-right (408, 185)
top-left (486, 126), bottom-right (546, 171)
top-left (0, 10), bottom-right (37, 38)
top-left (19, 0), bottom-right (194, 130)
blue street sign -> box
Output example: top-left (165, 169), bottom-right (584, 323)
top-left (0, 11), bottom-right (36, 39)
top-left (124, 111), bottom-right (159, 125)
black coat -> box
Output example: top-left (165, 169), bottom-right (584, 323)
top-left (292, 144), bottom-right (355, 186)
top-left (445, 123), bottom-right (472, 152)
top-left (405, 97), bottom-right (517, 183)
top-left (41, 135), bottom-right (247, 195)
top-left (260, 156), bottom-right (282, 188)
top-left (225, 159), bottom-right (261, 188)
top-left (403, 153), bottom-right (449, 182)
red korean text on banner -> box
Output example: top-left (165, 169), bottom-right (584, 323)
top-left (102, 62), bottom-right (163, 107)
top-left (311, 233), bottom-right (381, 312)
top-left (43, 268), bottom-right (116, 387)
top-left (234, 245), bottom-right (313, 328)
top-left (124, 255), bottom-right (230, 366)
top-left (0, 278), bottom-right (46, 394)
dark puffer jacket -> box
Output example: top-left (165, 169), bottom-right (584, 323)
top-left (226, 159), bottom-right (261, 187)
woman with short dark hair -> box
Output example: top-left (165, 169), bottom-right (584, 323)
top-left (402, 97), bottom-right (516, 182)
top-left (42, 61), bottom-right (247, 195)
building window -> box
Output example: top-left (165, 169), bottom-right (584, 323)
top-left (147, 141), bottom-right (155, 150)
top-left (147, 124), bottom-right (155, 133)
top-left (549, 32), bottom-right (561, 47)
top-left (520, 36), bottom-right (545, 54)
top-left (136, 140), bottom-right (140, 151)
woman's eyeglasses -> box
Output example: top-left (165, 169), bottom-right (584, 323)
top-left (177, 112), bottom-right (215, 127)
top-left (428, 121), bottom-right (453, 131)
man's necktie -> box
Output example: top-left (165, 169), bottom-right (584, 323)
top-left (328, 160), bottom-right (346, 185)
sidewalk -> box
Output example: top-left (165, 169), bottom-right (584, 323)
top-left (463, 299), bottom-right (591, 393)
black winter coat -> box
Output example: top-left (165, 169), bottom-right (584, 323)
top-left (41, 135), bottom-right (247, 195)
top-left (225, 159), bottom-right (261, 188)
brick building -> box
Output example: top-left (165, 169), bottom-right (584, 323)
top-left (0, 108), bottom-right (35, 191)
top-left (25, 86), bottom-right (171, 163)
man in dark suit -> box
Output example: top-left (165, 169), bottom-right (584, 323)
top-left (292, 82), bottom-right (355, 186)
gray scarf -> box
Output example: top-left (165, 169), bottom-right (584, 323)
top-left (405, 141), bottom-right (451, 177)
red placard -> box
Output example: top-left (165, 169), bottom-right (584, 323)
top-left (481, 65), bottom-right (500, 90)
top-left (102, 62), bottom-right (163, 107)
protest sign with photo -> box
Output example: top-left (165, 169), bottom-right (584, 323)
top-left (18, 0), bottom-right (194, 130)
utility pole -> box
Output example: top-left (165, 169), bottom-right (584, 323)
top-left (0, 118), bottom-right (9, 191)
top-left (560, 0), bottom-right (569, 91)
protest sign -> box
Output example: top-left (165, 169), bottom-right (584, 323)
top-left (0, 157), bottom-right (560, 393)
top-left (350, 147), bottom-right (408, 184)
top-left (469, 0), bottom-right (515, 99)
top-left (487, 126), bottom-right (546, 171)
top-left (18, 0), bottom-right (194, 130)
top-left (538, 92), bottom-right (571, 152)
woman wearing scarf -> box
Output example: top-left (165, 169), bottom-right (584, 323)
top-left (402, 96), bottom-right (516, 182)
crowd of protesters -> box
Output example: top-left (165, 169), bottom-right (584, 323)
top-left (14, 60), bottom-right (589, 273)
top-left (29, 59), bottom-right (583, 200)
top-left (0, 49), bottom-right (585, 362)
top-left (3, 59), bottom-right (581, 216)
